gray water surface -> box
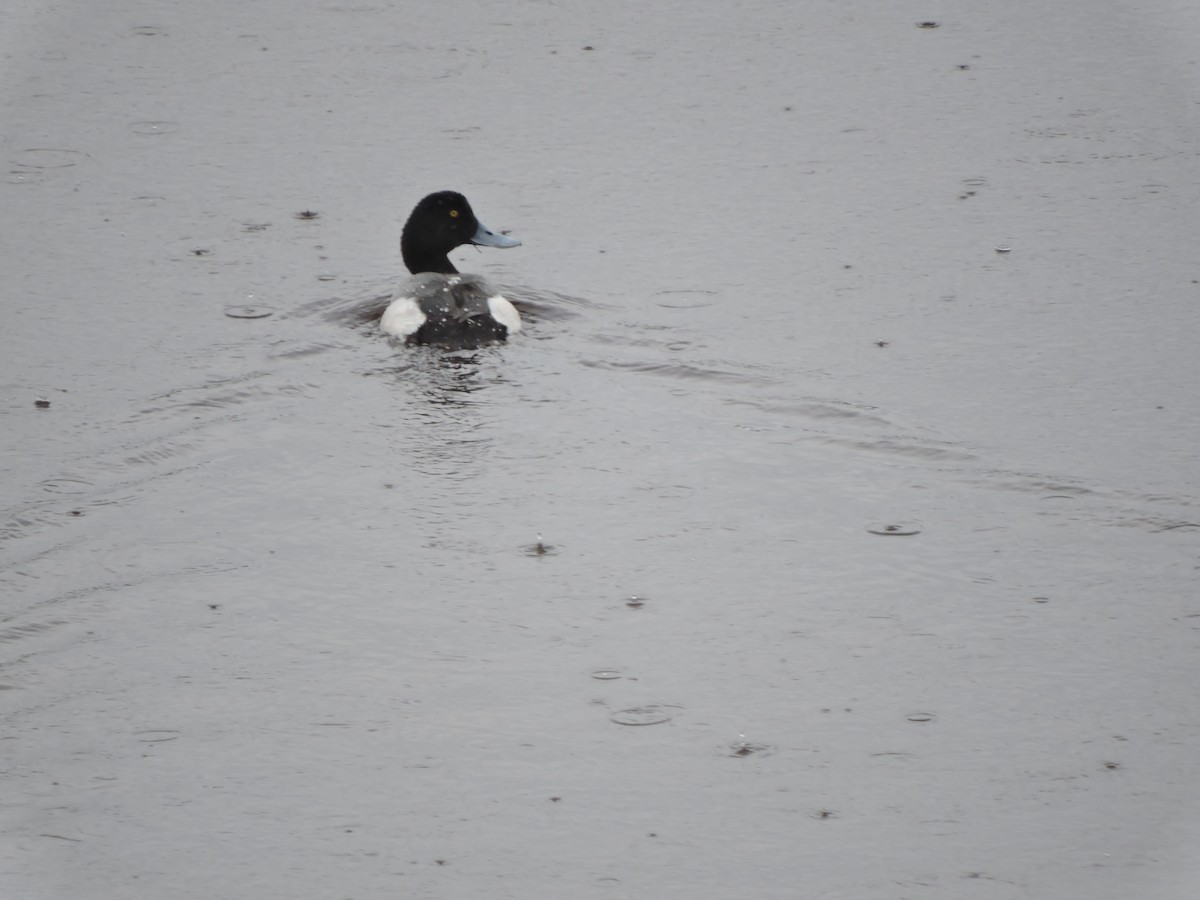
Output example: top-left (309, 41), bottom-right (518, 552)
top-left (3, 2), bottom-right (1200, 898)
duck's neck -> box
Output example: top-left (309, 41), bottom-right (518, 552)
top-left (401, 236), bottom-right (458, 275)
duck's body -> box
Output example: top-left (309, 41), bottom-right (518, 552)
top-left (382, 272), bottom-right (521, 346)
top-left (381, 191), bottom-right (522, 349)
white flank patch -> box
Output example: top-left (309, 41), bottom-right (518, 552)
top-left (380, 296), bottom-right (426, 338)
top-left (487, 295), bottom-right (522, 334)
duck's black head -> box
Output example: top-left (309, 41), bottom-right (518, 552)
top-left (400, 191), bottom-right (521, 275)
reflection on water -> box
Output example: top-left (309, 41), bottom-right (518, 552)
top-left (373, 348), bottom-right (511, 492)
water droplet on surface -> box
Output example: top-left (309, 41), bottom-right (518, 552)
top-left (13, 148), bottom-right (88, 169)
top-left (610, 705), bottom-right (681, 726)
top-left (224, 305), bottom-right (275, 319)
top-left (729, 737), bottom-right (772, 757)
top-left (523, 535), bottom-right (556, 556)
top-left (135, 730), bottom-right (181, 742)
top-left (652, 290), bottom-right (717, 309)
top-left (867, 523), bottom-right (922, 536)
top-left (129, 121), bottom-right (180, 135)
top-left (40, 477), bottom-right (93, 494)
top-left (906, 712), bottom-right (937, 723)
top-left (590, 669), bottom-right (622, 681)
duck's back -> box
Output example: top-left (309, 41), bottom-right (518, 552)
top-left (382, 273), bottom-right (520, 348)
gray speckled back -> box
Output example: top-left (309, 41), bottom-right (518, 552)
top-left (402, 273), bottom-right (500, 322)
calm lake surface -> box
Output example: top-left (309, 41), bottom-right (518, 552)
top-left (4, 2), bottom-right (1200, 898)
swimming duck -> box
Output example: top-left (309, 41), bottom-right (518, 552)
top-left (380, 191), bottom-right (522, 348)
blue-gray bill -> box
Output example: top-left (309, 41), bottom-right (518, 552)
top-left (471, 220), bottom-right (521, 249)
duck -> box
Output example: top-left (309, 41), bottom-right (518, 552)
top-left (380, 191), bottom-right (523, 348)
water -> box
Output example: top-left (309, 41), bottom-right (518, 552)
top-left (3, 1), bottom-right (1200, 898)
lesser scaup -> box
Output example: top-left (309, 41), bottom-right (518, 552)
top-left (380, 191), bottom-right (522, 348)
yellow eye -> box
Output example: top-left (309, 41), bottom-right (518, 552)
top-left (449, 210), bottom-right (459, 218)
